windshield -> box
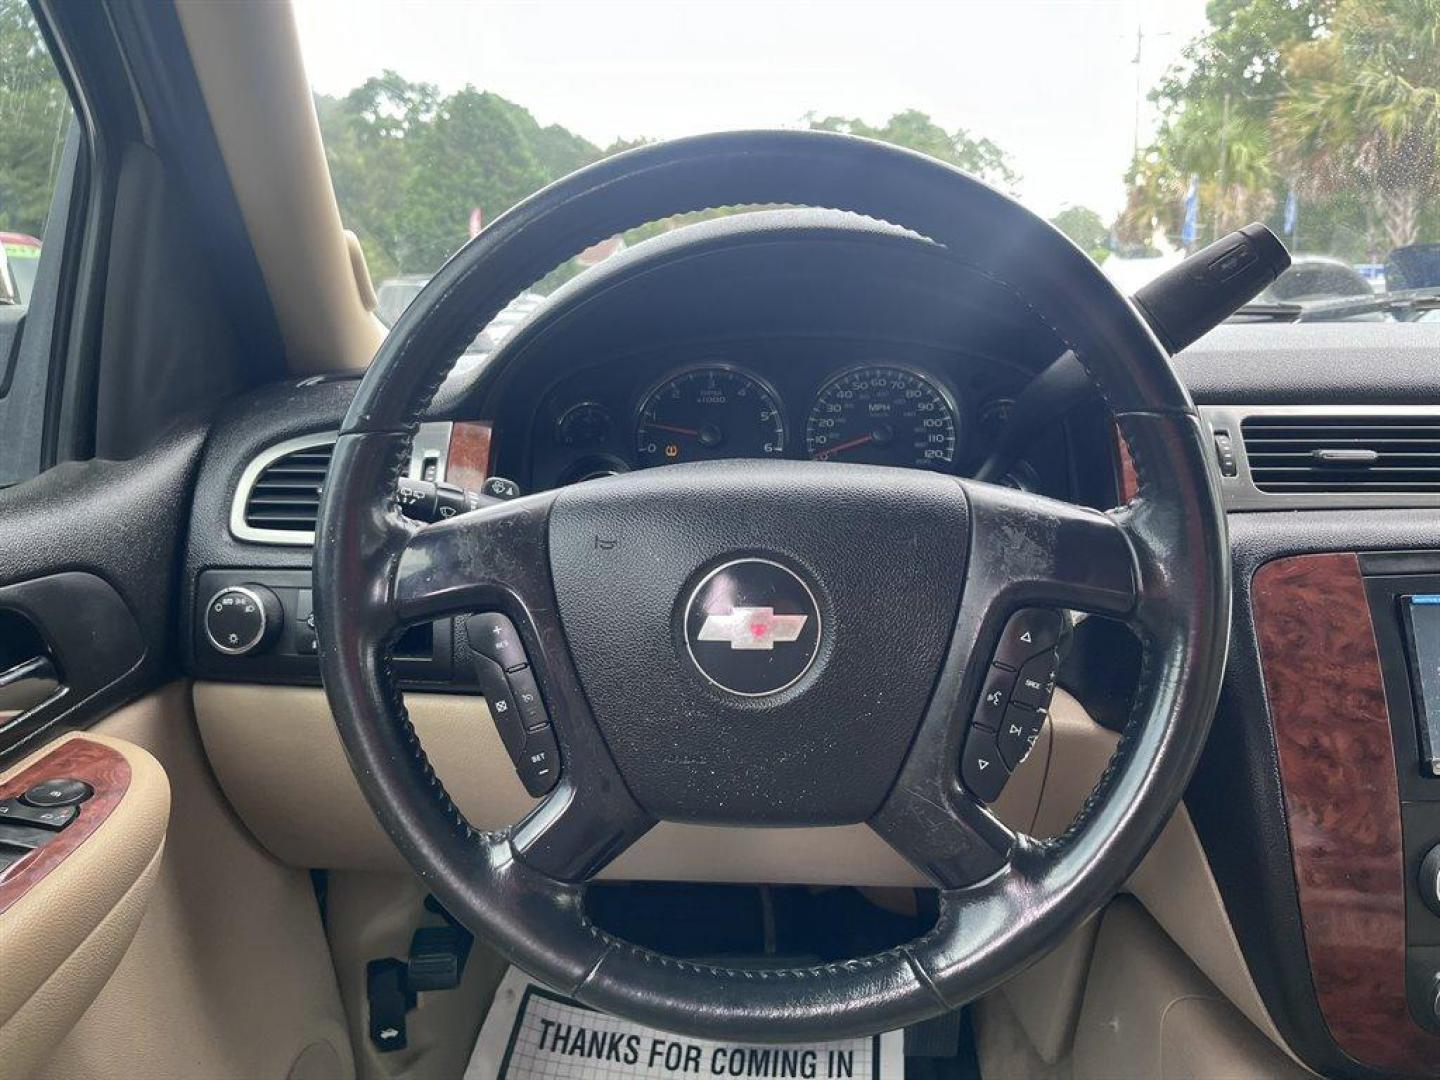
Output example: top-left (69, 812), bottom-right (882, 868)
top-left (295, 0), bottom-right (1440, 333)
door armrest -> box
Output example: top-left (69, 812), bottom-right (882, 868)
top-left (0, 734), bottom-right (169, 1077)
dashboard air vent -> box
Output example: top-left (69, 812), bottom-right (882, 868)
top-left (242, 438), bottom-right (334, 534)
top-left (1241, 414), bottom-right (1440, 493)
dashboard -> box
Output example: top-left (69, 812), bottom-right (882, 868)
top-left (174, 206), bottom-right (1440, 1080)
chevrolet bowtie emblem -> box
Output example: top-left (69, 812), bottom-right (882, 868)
top-left (696, 606), bottom-right (808, 650)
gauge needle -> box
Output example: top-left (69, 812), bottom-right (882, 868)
top-left (645, 421), bottom-right (703, 438)
top-left (813, 433), bottom-right (874, 460)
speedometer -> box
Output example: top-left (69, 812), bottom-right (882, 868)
top-left (805, 365), bottom-right (958, 469)
top-left (635, 365), bottom-right (787, 468)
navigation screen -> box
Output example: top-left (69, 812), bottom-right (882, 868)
top-left (1404, 596), bottom-right (1440, 777)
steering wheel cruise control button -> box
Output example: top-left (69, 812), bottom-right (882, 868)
top-left (1012, 651), bottom-right (1059, 709)
top-left (993, 608), bottom-right (1064, 671)
top-left (516, 728), bottom-right (560, 796)
top-left (461, 614), bottom-right (561, 792)
top-left (961, 727), bottom-right (1010, 803)
top-left (997, 705), bottom-right (1046, 770)
top-left (21, 778), bottom-right (92, 807)
top-left (471, 653), bottom-right (525, 755)
top-left (465, 613), bottom-right (529, 671)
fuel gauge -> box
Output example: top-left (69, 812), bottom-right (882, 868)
top-left (554, 401), bottom-right (614, 448)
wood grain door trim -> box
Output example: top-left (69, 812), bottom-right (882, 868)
top-left (0, 738), bottom-right (131, 915)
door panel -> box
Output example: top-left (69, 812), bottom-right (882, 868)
top-left (31, 684), bottom-right (353, 1080)
top-left (0, 574), bottom-right (144, 754)
top-left (0, 427), bottom-right (205, 762)
top-left (0, 732), bottom-right (168, 1079)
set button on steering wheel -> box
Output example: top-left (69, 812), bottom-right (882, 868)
top-left (961, 608), bottom-right (1069, 802)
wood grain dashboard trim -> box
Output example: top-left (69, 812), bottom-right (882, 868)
top-left (1113, 423), bottom-right (1140, 504)
top-left (0, 738), bottom-right (131, 916)
top-left (1252, 552), bottom-right (1440, 1075)
top-left (446, 421), bottom-right (492, 492)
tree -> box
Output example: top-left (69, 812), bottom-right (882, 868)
top-left (1272, 0), bottom-right (1440, 250)
top-left (314, 87), bottom-right (1021, 285)
top-left (316, 72), bottom-right (442, 280)
top-left (1121, 0), bottom-right (1440, 263)
top-left (1050, 206), bottom-right (1110, 261)
top-left (807, 110), bottom-right (1018, 192)
top-left (316, 75), bottom-right (607, 279)
top-left (395, 89), bottom-right (555, 270)
top-left (1118, 0), bottom-right (1334, 249)
top-left (0, 0), bottom-right (70, 238)
top-left (1115, 144), bottom-right (1186, 250)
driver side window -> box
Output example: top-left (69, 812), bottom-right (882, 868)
top-left (0, 0), bottom-right (78, 487)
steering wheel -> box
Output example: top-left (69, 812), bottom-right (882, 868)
top-left (314, 130), bottom-right (1229, 1041)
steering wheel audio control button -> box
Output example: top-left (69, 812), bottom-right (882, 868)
top-left (516, 728), bottom-right (560, 796)
top-left (1013, 651), bottom-right (1060, 709)
top-left (465, 613), bottom-right (530, 671)
top-left (998, 705), bottom-right (1046, 770)
top-left (961, 727), bottom-right (1010, 803)
top-left (973, 667), bottom-right (1015, 730)
top-left (993, 608), bottom-right (1064, 671)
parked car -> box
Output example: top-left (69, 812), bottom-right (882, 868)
top-left (1256, 254), bottom-right (1376, 303)
top-left (0, 232), bottom-right (42, 305)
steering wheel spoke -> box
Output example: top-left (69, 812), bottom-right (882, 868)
top-left (512, 778), bottom-right (653, 882)
top-left (868, 768), bottom-right (1015, 889)
top-left (391, 491), bottom-right (561, 626)
top-left (387, 486), bottom-right (657, 883)
top-left (868, 480), bottom-right (1142, 887)
top-left (958, 480), bottom-right (1139, 622)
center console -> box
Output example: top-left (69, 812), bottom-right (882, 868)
top-left (1252, 550), bottom-right (1440, 1076)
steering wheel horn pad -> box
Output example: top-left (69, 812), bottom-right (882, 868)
top-left (314, 130), bottom-right (1229, 1041)
top-left (549, 459), bottom-right (970, 826)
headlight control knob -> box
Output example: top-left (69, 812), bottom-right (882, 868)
top-left (1419, 845), bottom-right (1440, 917)
top-left (203, 584), bottom-right (283, 656)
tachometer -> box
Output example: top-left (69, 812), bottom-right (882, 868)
top-left (635, 365), bottom-right (786, 467)
top-left (805, 365), bottom-right (958, 469)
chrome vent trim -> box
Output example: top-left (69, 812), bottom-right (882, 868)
top-left (230, 432), bottom-right (337, 546)
top-left (230, 422), bottom-right (455, 546)
top-left (1200, 405), bottom-right (1440, 511)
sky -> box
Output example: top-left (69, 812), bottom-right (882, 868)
top-left (293, 0), bottom-right (1210, 221)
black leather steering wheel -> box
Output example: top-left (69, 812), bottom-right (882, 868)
top-left (314, 130), bottom-right (1229, 1041)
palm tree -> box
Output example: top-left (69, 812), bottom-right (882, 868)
top-left (1170, 94), bottom-right (1277, 239)
top-left (1273, 0), bottom-right (1440, 251)
top-left (1114, 147), bottom-right (1185, 250)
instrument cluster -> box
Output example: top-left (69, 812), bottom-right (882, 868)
top-left (519, 343), bottom-right (1041, 492)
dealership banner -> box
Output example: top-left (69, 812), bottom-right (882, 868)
top-left (465, 967), bottom-right (903, 1080)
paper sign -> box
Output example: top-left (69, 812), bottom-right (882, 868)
top-left (465, 968), bottom-right (904, 1080)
